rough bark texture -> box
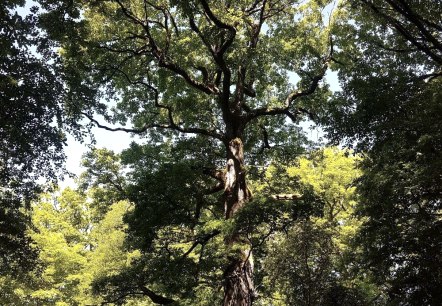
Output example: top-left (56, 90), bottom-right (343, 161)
top-left (223, 138), bottom-right (255, 305)
top-left (223, 252), bottom-right (255, 306)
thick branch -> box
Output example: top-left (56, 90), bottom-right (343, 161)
top-left (284, 65), bottom-right (328, 107)
top-left (202, 167), bottom-right (225, 182)
top-left (199, 0), bottom-right (236, 104)
top-left (259, 124), bottom-right (271, 152)
top-left (245, 0), bottom-right (262, 14)
top-left (101, 291), bottom-right (145, 305)
top-left (250, 106), bottom-right (289, 120)
top-left (419, 71), bottom-right (442, 81)
top-left (199, 0), bottom-right (235, 31)
top-left (206, 182), bottom-right (225, 195)
top-left (156, 57), bottom-right (217, 95)
top-left (385, 0), bottom-right (442, 52)
top-left (83, 61), bottom-right (224, 140)
top-left (188, 16), bottom-right (222, 93)
top-left (138, 285), bottom-right (175, 305)
top-left (247, 106), bottom-right (313, 126)
top-left (234, 1), bottom-right (267, 104)
top-left (200, 167), bottom-right (225, 194)
top-left (247, 35), bottom-right (331, 122)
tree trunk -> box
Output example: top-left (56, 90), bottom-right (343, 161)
top-left (222, 138), bottom-right (255, 305)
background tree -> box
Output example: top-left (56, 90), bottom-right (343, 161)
top-left (0, 189), bottom-right (89, 305)
top-left (78, 148), bottom-right (127, 222)
top-left (258, 148), bottom-right (383, 305)
top-left (37, 0), bottom-right (337, 304)
top-left (322, 1), bottom-right (442, 304)
top-left (0, 184), bottom-right (152, 305)
top-left (84, 199), bottom-right (152, 306)
top-left (0, 0), bottom-right (67, 273)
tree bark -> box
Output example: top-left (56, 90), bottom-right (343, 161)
top-left (222, 138), bottom-right (255, 305)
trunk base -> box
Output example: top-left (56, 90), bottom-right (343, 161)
top-left (223, 255), bottom-right (255, 306)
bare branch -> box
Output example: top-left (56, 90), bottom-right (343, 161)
top-left (82, 111), bottom-right (223, 140)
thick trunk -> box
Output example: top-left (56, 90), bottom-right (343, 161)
top-left (223, 253), bottom-right (254, 306)
top-left (222, 138), bottom-right (255, 305)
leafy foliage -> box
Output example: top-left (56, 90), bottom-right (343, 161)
top-left (34, 1), bottom-right (338, 302)
top-left (322, 1), bottom-right (442, 304)
top-left (78, 148), bottom-right (127, 221)
top-left (0, 0), bottom-right (66, 273)
top-left (255, 148), bottom-right (382, 305)
top-left (1, 0), bottom-right (440, 305)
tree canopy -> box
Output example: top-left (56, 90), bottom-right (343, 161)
top-left (1, 0), bottom-right (441, 305)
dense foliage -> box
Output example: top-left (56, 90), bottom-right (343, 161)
top-left (322, 1), bottom-right (442, 304)
top-left (35, 0), bottom-right (338, 303)
top-left (1, 0), bottom-right (440, 305)
top-left (1, 147), bottom-right (375, 305)
top-left (0, 0), bottom-right (66, 274)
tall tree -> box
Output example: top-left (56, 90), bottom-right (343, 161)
top-left (85, 139), bottom-right (321, 305)
top-left (38, 0), bottom-right (336, 304)
top-left (323, 1), bottom-right (442, 303)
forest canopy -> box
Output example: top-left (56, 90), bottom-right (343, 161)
top-left (1, 0), bottom-right (441, 305)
